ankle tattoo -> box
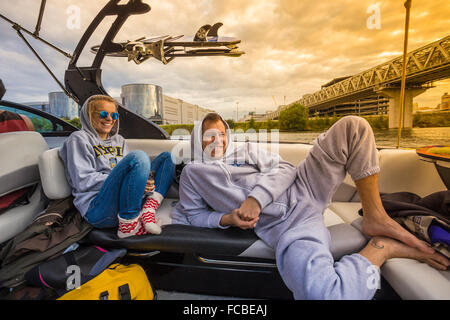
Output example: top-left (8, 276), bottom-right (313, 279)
top-left (370, 239), bottom-right (385, 249)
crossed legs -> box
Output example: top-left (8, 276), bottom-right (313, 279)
top-left (355, 173), bottom-right (449, 270)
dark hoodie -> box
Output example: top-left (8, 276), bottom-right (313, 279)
top-left (59, 95), bottom-right (128, 217)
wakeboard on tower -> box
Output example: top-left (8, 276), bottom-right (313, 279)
top-left (90, 22), bottom-right (244, 64)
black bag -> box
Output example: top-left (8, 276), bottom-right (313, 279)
top-left (25, 245), bottom-right (126, 294)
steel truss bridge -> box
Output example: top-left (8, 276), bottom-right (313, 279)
top-left (267, 34), bottom-right (450, 120)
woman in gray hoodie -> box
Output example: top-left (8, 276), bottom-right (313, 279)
top-left (172, 112), bottom-right (449, 299)
top-left (59, 95), bottom-right (175, 238)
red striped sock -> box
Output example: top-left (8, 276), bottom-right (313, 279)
top-left (140, 194), bottom-right (162, 234)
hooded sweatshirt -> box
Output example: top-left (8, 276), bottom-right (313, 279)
top-left (59, 95), bottom-right (128, 217)
top-left (171, 114), bottom-right (298, 228)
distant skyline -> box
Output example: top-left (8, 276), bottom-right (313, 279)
top-left (1, 0), bottom-right (449, 119)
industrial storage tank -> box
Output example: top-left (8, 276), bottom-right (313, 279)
top-left (121, 84), bottom-right (163, 119)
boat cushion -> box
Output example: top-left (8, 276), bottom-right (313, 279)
top-left (88, 198), bottom-right (368, 261)
top-left (0, 185), bottom-right (47, 244)
top-left (328, 202), bottom-right (362, 223)
top-left (382, 258), bottom-right (450, 300)
top-left (0, 131), bottom-right (48, 197)
top-left (0, 131), bottom-right (49, 243)
top-left (87, 222), bottom-right (368, 261)
top-left (378, 149), bottom-right (446, 197)
top-left (38, 148), bottom-right (180, 200)
top-left (88, 224), bottom-right (260, 256)
top-left (38, 148), bottom-right (72, 200)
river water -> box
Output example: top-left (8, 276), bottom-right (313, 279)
top-left (276, 127), bottom-right (450, 148)
top-left (172, 127), bottom-right (449, 148)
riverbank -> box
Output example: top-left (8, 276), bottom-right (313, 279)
top-left (160, 111), bottom-right (450, 135)
top-left (166, 127), bottom-right (449, 149)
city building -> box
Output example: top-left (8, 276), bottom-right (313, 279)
top-left (22, 93), bottom-right (79, 119)
top-left (21, 84), bottom-right (215, 125)
top-left (161, 95), bottom-right (214, 125)
top-left (121, 84), bottom-right (163, 122)
top-left (437, 92), bottom-right (450, 111)
top-left (239, 112), bottom-right (268, 122)
top-left (414, 92), bottom-right (450, 112)
top-left (266, 78), bottom-right (392, 121)
top-left (310, 79), bottom-right (389, 117)
top-left (311, 95), bottom-right (389, 117)
top-left (22, 101), bottom-right (50, 113)
top-left (120, 83), bottom-right (214, 124)
top-left (48, 92), bottom-right (79, 119)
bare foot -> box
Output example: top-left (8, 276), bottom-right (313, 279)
top-left (362, 214), bottom-right (435, 254)
top-left (372, 236), bottom-right (449, 271)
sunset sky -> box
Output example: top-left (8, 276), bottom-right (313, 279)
top-left (1, 0), bottom-right (449, 119)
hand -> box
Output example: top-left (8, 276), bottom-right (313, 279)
top-left (237, 197), bottom-right (261, 222)
top-left (220, 209), bottom-right (259, 230)
top-left (145, 178), bottom-right (155, 193)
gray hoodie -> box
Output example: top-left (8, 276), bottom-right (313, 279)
top-left (171, 114), bottom-right (297, 228)
top-left (171, 114), bottom-right (379, 299)
top-left (59, 95), bottom-right (128, 217)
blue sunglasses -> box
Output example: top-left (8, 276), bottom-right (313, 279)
top-left (98, 110), bottom-right (119, 120)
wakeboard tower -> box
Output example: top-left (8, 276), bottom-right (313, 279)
top-left (0, 0), bottom-right (245, 139)
top-left (0, 80), bottom-right (5, 100)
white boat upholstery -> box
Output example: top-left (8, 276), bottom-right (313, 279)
top-left (328, 202), bottom-right (362, 223)
top-left (378, 149), bottom-right (446, 196)
top-left (38, 148), bottom-right (72, 200)
top-left (0, 185), bottom-right (47, 244)
top-left (382, 258), bottom-right (450, 300)
top-left (0, 132), bottom-right (48, 197)
top-left (0, 132), bottom-right (49, 243)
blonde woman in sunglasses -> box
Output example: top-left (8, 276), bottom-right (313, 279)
top-left (59, 95), bottom-right (175, 238)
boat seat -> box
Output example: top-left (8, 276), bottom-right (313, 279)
top-left (38, 141), bottom-right (450, 299)
top-left (328, 202), bottom-right (362, 223)
top-left (87, 198), bottom-right (369, 261)
top-left (0, 132), bottom-right (49, 244)
top-left (38, 148), bottom-right (72, 200)
top-left (37, 147), bottom-right (369, 261)
top-left (38, 147), bottom-right (180, 200)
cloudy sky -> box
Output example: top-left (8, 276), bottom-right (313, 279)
top-left (1, 0), bottom-right (449, 119)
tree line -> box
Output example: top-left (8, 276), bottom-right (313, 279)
top-left (64, 103), bottom-right (449, 135)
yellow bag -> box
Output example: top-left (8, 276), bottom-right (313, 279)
top-left (58, 263), bottom-right (154, 300)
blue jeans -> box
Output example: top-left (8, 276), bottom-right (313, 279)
top-left (85, 150), bottom-right (175, 228)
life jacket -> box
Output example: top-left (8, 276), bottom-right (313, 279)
top-left (0, 110), bottom-right (30, 133)
top-left (0, 111), bottom-right (33, 210)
